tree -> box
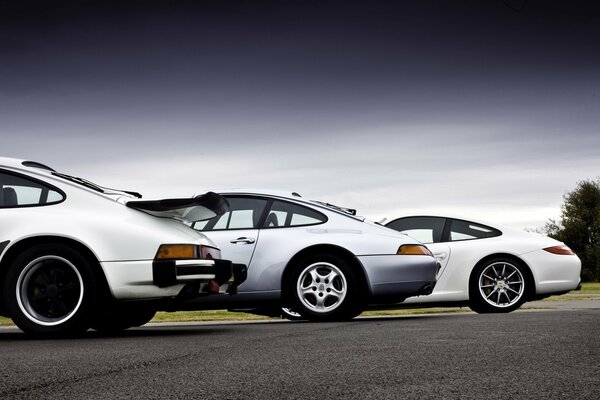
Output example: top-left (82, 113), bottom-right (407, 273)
top-left (545, 179), bottom-right (600, 281)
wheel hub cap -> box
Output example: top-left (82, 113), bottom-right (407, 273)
top-left (478, 262), bottom-right (524, 308)
top-left (16, 255), bottom-right (84, 326)
top-left (297, 262), bottom-right (347, 313)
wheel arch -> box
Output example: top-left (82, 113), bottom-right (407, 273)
top-left (0, 236), bottom-right (112, 315)
top-left (280, 244), bottom-right (369, 304)
top-left (469, 253), bottom-right (536, 300)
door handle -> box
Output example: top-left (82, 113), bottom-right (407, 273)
top-left (230, 237), bottom-right (256, 244)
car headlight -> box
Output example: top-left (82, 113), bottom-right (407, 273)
top-left (155, 244), bottom-right (221, 260)
top-left (397, 244), bottom-right (433, 256)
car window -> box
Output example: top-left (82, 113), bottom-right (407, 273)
top-left (193, 197), bottom-right (268, 231)
top-left (263, 200), bottom-right (327, 228)
top-left (449, 219), bottom-right (501, 241)
top-left (0, 171), bottom-right (64, 208)
top-left (385, 217), bottom-right (446, 244)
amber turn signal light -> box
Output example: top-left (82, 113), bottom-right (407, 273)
top-left (543, 245), bottom-right (575, 255)
top-left (155, 244), bottom-right (198, 260)
top-left (397, 244), bottom-right (433, 256)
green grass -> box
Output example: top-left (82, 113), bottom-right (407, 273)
top-left (151, 310), bottom-right (277, 323)
top-left (1, 282), bottom-right (598, 327)
top-left (360, 308), bottom-right (469, 317)
top-left (579, 282), bottom-right (600, 293)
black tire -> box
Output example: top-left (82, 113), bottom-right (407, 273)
top-left (91, 304), bottom-right (156, 333)
top-left (4, 244), bottom-right (98, 336)
top-left (288, 254), bottom-right (363, 322)
top-left (469, 258), bottom-right (528, 313)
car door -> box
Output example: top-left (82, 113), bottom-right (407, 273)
top-left (193, 196), bottom-right (269, 292)
top-left (385, 216), bottom-right (451, 278)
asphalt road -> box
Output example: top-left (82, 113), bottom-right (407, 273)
top-left (1, 306), bottom-right (599, 399)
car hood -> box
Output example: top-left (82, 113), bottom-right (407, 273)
top-left (126, 191), bottom-right (229, 223)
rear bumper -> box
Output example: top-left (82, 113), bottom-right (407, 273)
top-left (101, 258), bottom-right (246, 300)
top-left (519, 249), bottom-right (582, 295)
top-left (357, 255), bottom-right (439, 302)
top-left (153, 259), bottom-right (223, 288)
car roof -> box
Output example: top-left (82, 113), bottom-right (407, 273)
top-left (213, 189), bottom-right (364, 221)
top-left (0, 157), bottom-right (56, 174)
top-left (387, 214), bottom-right (502, 228)
top-left (208, 188), bottom-right (303, 199)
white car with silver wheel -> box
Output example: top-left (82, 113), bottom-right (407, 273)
top-left (385, 215), bottom-right (581, 313)
top-left (180, 191), bottom-right (440, 321)
top-left (0, 157), bottom-right (243, 336)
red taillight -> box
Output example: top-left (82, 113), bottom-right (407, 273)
top-left (543, 245), bottom-right (575, 255)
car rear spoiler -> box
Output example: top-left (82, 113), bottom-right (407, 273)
top-left (126, 191), bottom-right (229, 223)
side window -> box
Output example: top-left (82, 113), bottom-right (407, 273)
top-left (385, 217), bottom-right (446, 244)
top-left (263, 200), bottom-right (327, 228)
top-left (0, 171), bottom-right (64, 208)
top-left (193, 197), bottom-right (268, 231)
top-left (449, 219), bottom-right (501, 241)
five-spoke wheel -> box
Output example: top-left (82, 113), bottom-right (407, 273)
top-left (4, 244), bottom-right (97, 336)
top-left (288, 254), bottom-right (362, 321)
top-left (16, 255), bottom-right (84, 326)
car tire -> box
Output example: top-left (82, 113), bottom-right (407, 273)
top-left (4, 244), bottom-right (98, 336)
top-left (469, 258), bottom-right (528, 313)
top-left (280, 307), bottom-right (304, 321)
top-left (288, 254), bottom-right (362, 322)
top-left (91, 305), bottom-right (156, 332)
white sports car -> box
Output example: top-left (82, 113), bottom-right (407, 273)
top-left (385, 215), bottom-right (581, 312)
top-left (181, 191), bottom-right (440, 321)
top-left (0, 157), bottom-right (244, 335)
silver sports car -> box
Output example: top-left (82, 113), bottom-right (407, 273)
top-left (180, 191), bottom-right (439, 321)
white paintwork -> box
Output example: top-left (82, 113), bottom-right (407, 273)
top-left (0, 157), bottom-right (219, 300)
top-left (389, 215), bottom-right (582, 305)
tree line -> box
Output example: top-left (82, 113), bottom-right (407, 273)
top-left (545, 179), bottom-right (600, 282)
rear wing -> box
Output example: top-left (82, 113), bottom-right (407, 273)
top-left (126, 191), bottom-right (229, 223)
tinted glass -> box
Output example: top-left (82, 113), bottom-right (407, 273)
top-left (386, 217), bottom-right (446, 243)
top-left (263, 200), bottom-right (326, 228)
top-left (193, 197), bottom-right (268, 231)
top-left (449, 219), bottom-right (501, 241)
top-left (0, 171), bottom-right (64, 208)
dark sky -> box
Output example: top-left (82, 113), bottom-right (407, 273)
top-left (1, 0), bottom-right (599, 227)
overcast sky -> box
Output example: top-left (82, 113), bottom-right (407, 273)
top-left (1, 0), bottom-right (599, 229)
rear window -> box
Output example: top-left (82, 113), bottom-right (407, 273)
top-left (263, 200), bottom-right (327, 228)
top-left (449, 219), bottom-right (501, 241)
top-left (0, 171), bottom-right (65, 208)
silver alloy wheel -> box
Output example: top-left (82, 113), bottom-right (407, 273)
top-left (296, 262), bottom-right (347, 313)
top-left (281, 307), bottom-right (302, 319)
top-left (15, 255), bottom-right (84, 326)
top-left (478, 262), bottom-right (524, 308)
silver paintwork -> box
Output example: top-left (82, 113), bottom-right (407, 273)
top-left (194, 191), bottom-right (439, 308)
